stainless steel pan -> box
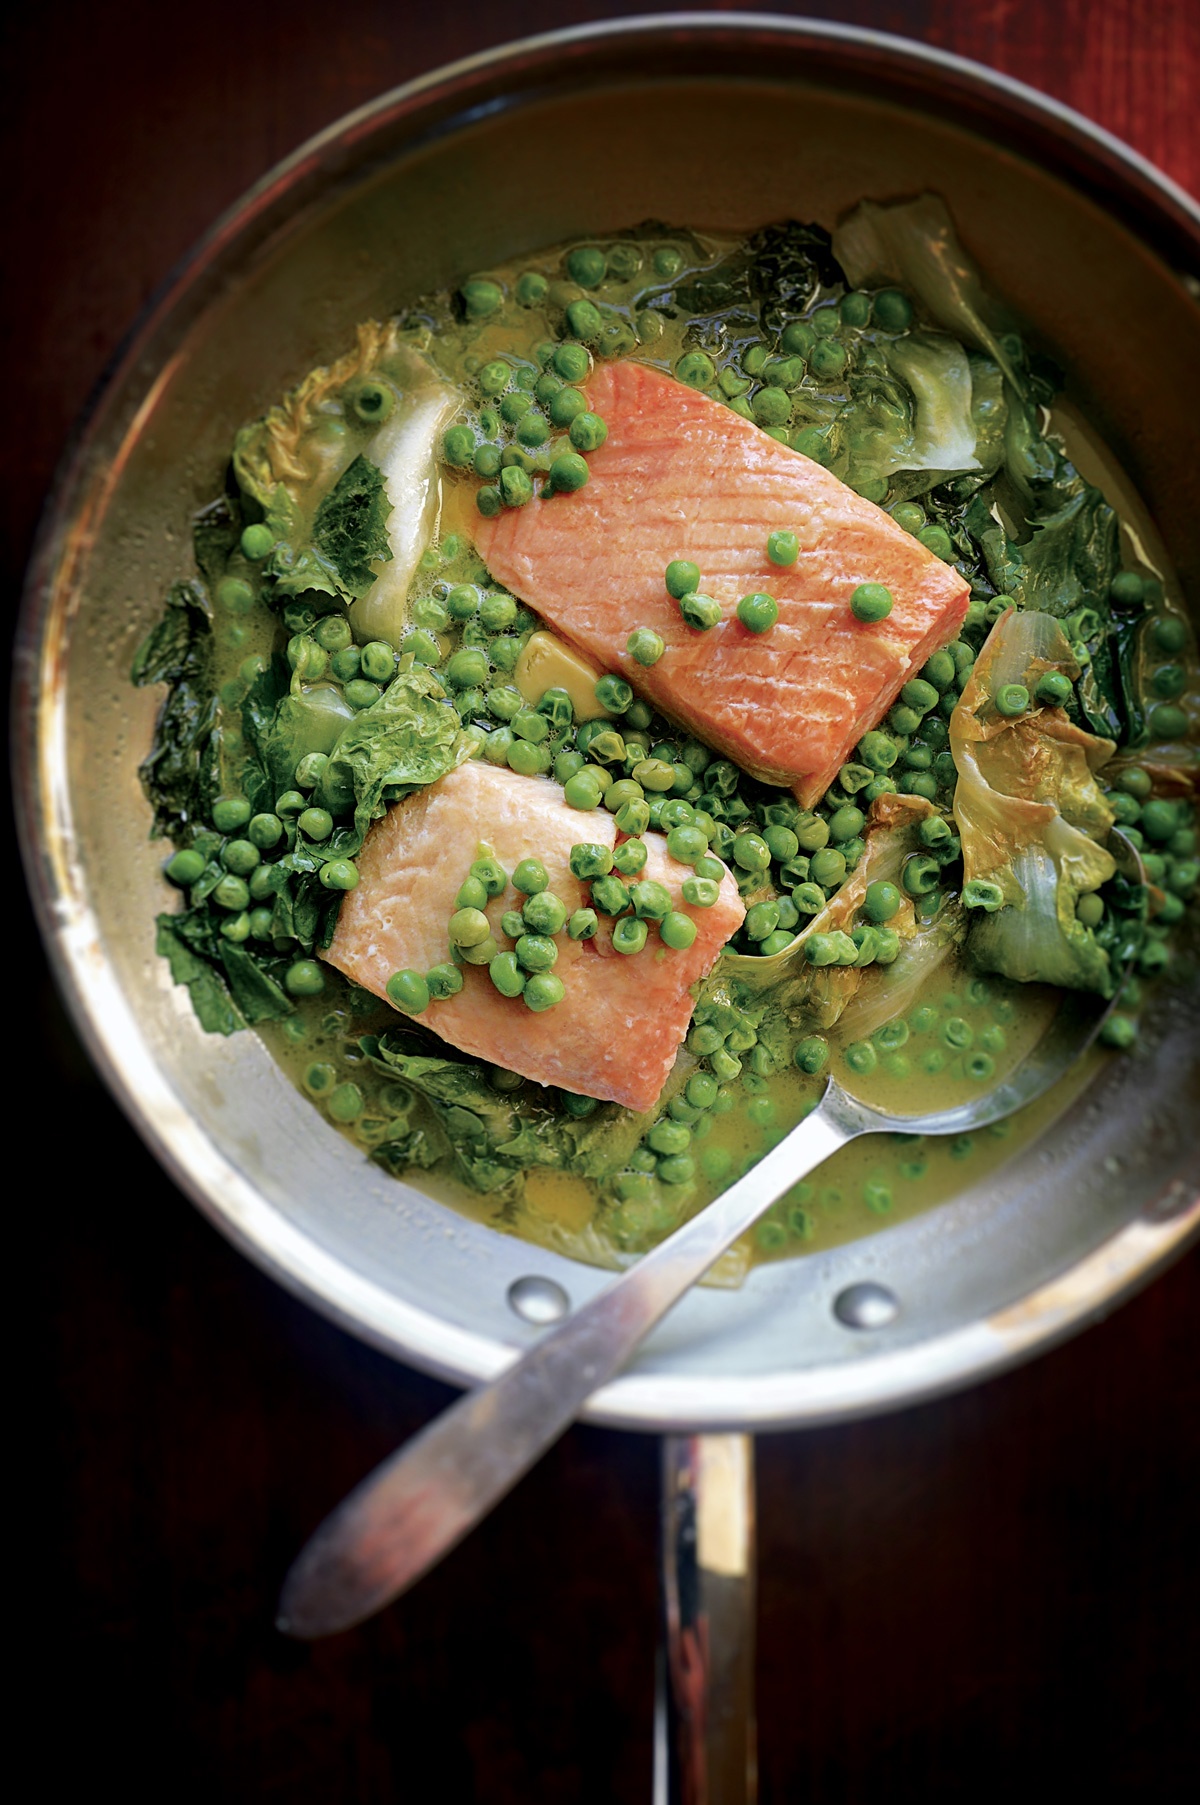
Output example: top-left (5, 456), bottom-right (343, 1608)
top-left (15, 14), bottom-right (1198, 1445)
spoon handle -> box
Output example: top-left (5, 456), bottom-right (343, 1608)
top-left (278, 1088), bottom-right (858, 1638)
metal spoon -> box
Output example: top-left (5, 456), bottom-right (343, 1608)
top-left (277, 981), bottom-right (1115, 1638)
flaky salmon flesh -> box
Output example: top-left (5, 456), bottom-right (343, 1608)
top-left (324, 760), bottom-right (745, 1113)
top-left (477, 361), bottom-right (969, 806)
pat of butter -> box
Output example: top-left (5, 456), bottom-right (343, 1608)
top-left (513, 631), bottom-right (611, 720)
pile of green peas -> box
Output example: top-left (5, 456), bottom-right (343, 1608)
top-left (162, 784), bottom-right (362, 999)
top-left (441, 333), bottom-right (602, 514)
top-left (668, 284), bottom-right (918, 498)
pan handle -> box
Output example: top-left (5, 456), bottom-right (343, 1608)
top-left (656, 1434), bottom-right (758, 1804)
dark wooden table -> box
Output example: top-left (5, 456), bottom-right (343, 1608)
top-left (9, 4), bottom-right (1198, 1799)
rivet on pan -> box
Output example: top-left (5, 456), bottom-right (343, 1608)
top-left (508, 1275), bottom-right (570, 1324)
top-left (833, 1281), bottom-right (900, 1329)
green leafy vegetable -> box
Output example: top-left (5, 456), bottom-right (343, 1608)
top-left (311, 454), bottom-right (393, 597)
top-left (192, 493), bottom-right (243, 592)
top-left (264, 455), bottom-right (393, 601)
top-left (156, 916), bottom-right (243, 1036)
top-left (360, 1032), bottom-right (645, 1192)
top-left (832, 194), bottom-right (1023, 391)
top-left (951, 610), bottom-right (1118, 992)
top-left (317, 662), bottom-right (476, 843)
top-left (132, 580), bottom-right (220, 840)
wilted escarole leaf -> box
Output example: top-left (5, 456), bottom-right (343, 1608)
top-left (832, 193), bottom-right (1024, 393)
top-left (951, 609), bottom-right (1117, 993)
top-left (233, 318), bottom-right (403, 507)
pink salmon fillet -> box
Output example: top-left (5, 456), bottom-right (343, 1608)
top-left (323, 759), bottom-right (744, 1113)
top-left (476, 361), bottom-right (969, 805)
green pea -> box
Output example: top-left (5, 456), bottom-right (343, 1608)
top-left (728, 831), bottom-right (767, 874)
top-left (809, 847), bottom-right (847, 889)
top-left (498, 857), bottom-right (543, 898)
top-left (330, 643), bottom-right (363, 682)
top-left (316, 858), bottom-right (356, 893)
top-left (664, 825), bottom-right (705, 866)
top-left (344, 678), bottom-right (383, 711)
top-left (850, 583), bottom-right (893, 623)
top-left (759, 826), bottom-right (796, 865)
top-left (900, 679), bottom-right (939, 718)
top-left (901, 854), bottom-right (939, 897)
top-left (762, 529), bottom-right (799, 569)
top-left (461, 278), bottom-right (504, 319)
top-left (212, 796), bottom-right (251, 833)
top-left (1150, 663), bottom-right (1186, 700)
top-left (624, 627), bottom-right (664, 667)
top-left (995, 683), bottom-right (1030, 717)
top-left (514, 933), bottom-right (557, 974)
top-left (568, 907), bottom-right (598, 941)
top-left (296, 807), bottom-right (332, 842)
top-left (523, 891), bottom-right (568, 936)
top-left (512, 412), bottom-right (547, 448)
top-left (564, 298), bottom-right (602, 343)
top-left (1035, 670), bottom-right (1073, 707)
top-left (612, 917), bottom-right (648, 955)
top-left (1149, 703), bottom-right (1188, 739)
top-left (922, 650), bottom-right (956, 691)
top-left (859, 880), bottom-right (898, 923)
top-left (524, 973), bottom-right (566, 1011)
top-left (657, 558), bottom-right (700, 602)
top-left (891, 502), bottom-right (926, 536)
top-left (217, 576), bottom-right (255, 617)
top-left (454, 876), bottom-right (488, 913)
top-left (613, 801), bottom-right (649, 841)
top-left (165, 847), bottom-right (206, 886)
top-left (779, 320), bottom-right (814, 356)
top-left (1168, 858), bottom-right (1199, 895)
top-left (565, 411), bottom-right (607, 454)
top-left (675, 592), bottom-right (720, 631)
top-left (496, 465), bottom-right (532, 510)
top-left (628, 879), bottom-right (671, 921)
top-left (566, 843), bottom-right (611, 881)
top-left (652, 912), bottom-right (694, 951)
top-left (744, 900), bottom-right (780, 941)
top-left (442, 422), bottom-right (476, 467)
top-left (838, 290), bottom-right (871, 328)
top-left (488, 951), bottom-right (527, 998)
top-left (588, 874), bottom-right (628, 917)
top-left (564, 771), bottom-right (603, 811)
top-left (844, 1040), bottom-right (877, 1075)
top-left (564, 245), bottom-right (606, 288)
top-left (858, 731), bottom-right (898, 773)
top-left (873, 289), bottom-right (913, 330)
top-left (828, 804), bottom-right (864, 843)
top-left (510, 267), bottom-right (547, 307)
top-left (736, 592), bottom-right (779, 634)
top-left (751, 386), bottom-right (792, 427)
top-left (507, 739), bottom-right (546, 777)
top-left (1139, 798), bottom-right (1178, 842)
top-left (675, 350), bottom-right (715, 389)
top-left (808, 339), bottom-right (848, 382)
top-left (603, 778), bottom-right (643, 814)
top-left (413, 961), bottom-right (459, 1003)
top-left (1100, 1012), bottom-right (1137, 1049)
top-left (678, 875), bottom-right (717, 908)
top-left (918, 525), bottom-right (955, 561)
top-left (285, 959), bottom-right (325, 998)
top-left (656, 1154), bottom-right (694, 1186)
top-left (1149, 614), bottom-right (1187, 654)
top-left (790, 881), bottom-right (823, 915)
